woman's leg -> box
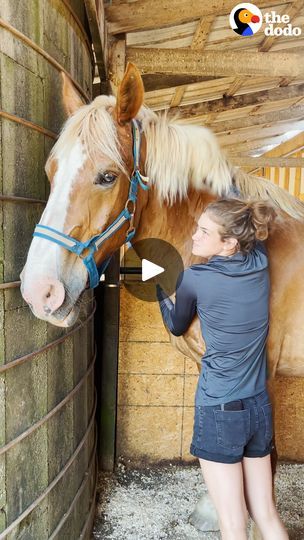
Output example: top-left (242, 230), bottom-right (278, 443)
top-left (242, 455), bottom-right (289, 539)
top-left (199, 458), bottom-right (249, 540)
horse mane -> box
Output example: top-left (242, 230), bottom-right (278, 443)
top-left (50, 95), bottom-right (304, 221)
top-left (138, 107), bottom-right (234, 203)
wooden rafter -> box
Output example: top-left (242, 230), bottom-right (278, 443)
top-left (168, 83), bottom-right (304, 119)
top-left (229, 156), bottom-right (304, 168)
top-left (259, 0), bottom-right (304, 53)
top-left (258, 131), bottom-right (304, 156)
top-left (105, 0), bottom-right (289, 34)
top-left (210, 106), bottom-right (304, 133)
top-left (226, 133), bottom-right (303, 155)
top-left (218, 120), bottom-right (304, 146)
top-left (242, 132), bottom-right (304, 172)
top-left (224, 77), bottom-right (244, 98)
top-left (169, 16), bottom-right (214, 108)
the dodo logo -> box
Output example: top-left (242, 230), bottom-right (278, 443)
top-left (230, 3), bottom-right (262, 36)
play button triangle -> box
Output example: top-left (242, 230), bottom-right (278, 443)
top-left (142, 258), bottom-right (164, 281)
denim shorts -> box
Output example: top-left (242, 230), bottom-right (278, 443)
top-left (190, 388), bottom-right (275, 464)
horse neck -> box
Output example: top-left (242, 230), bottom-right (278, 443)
top-left (134, 185), bottom-right (215, 267)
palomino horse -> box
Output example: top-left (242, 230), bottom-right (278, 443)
top-left (20, 63), bottom-right (304, 538)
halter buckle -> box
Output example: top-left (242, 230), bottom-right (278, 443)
top-left (125, 198), bottom-right (136, 215)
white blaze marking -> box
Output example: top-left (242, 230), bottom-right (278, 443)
top-left (24, 139), bottom-right (86, 280)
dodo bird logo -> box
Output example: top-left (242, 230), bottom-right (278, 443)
top-left (230, 3), bottom-right (263, 36)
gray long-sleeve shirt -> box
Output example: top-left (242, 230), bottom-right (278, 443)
top-left (157, 242), bottom-right (269, 406)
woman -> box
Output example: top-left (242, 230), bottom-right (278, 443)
top-left (156, 198), bottom-right (289, 540)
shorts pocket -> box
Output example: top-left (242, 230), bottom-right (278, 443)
top-left (214, 409), bottom-right (250, 450)
top-left (261, 403), bottom-right (273, 443)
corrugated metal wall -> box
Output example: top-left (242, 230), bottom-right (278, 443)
top-left (0, 1), bottom-right (97, 537)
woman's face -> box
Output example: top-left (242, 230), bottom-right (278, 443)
top-left (192, 211), bottom-right (238, 259)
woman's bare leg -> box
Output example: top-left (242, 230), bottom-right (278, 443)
top-left (242, 455), bottom-right (289, 539)
top-left (199, 458), bottom-right (248, 540)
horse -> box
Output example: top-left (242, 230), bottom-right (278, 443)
top-left (20, 62), bottom-right (304, 539)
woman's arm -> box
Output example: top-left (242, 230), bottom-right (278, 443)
top-left (156, 270), bottom-right (197, 336)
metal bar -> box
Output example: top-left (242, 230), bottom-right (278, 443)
top-left (120, 266), bottom-right (142, 274)
top-left (0, 110), bottom-right (58, 140)
top-left (0, 18), bottom-right (90, 102)
top-left (0, 194), bottom-right (47, 204)
top-left (0, 280), bottom-right (21, 290)
top-left (49, 430), bottom-right (97, 539)
top-left (0, 390), bottom-right (97, 539)
top-left (0, 348), bottom-right (96, 456)
top-left (79, 454), bottom-right (98, 539)
top-left (0, 299), bottom-right (96, 373)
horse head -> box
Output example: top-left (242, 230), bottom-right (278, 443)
top-left (20, 63), bottom-right (149, 327)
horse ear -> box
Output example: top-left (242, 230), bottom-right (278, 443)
top-left (61, 72), bottom-right (85, 116)
top-left (115, 62), bottom-right (144, 126)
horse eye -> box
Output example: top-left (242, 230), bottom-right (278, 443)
top-left (94, 171), bottom-right (117, 186)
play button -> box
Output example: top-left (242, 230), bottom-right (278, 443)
top-left (121, 238), bottom-right (184, 302)
top-left (142, 259), bottom-right (164, 281)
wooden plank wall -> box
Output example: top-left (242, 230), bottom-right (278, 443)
top-left (256, 150), bottom-right (304, 200)
top-left (0, 0), bottom-right (96, 537)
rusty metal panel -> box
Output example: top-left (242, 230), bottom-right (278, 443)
top-left (0, 0), bottom-right (96, 537)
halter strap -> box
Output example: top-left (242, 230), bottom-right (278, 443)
top-left (33, 118), bottom-right (149, 288)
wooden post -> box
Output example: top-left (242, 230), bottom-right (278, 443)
top-left (108, 39), bottom-right (126, 96)
top-left (94, 252), bottom-right (121, 471)
top-left (84, 0), bottom-right (109, 94)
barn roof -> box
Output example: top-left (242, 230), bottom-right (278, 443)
top-left (85, 0), bottom-right (304, 171)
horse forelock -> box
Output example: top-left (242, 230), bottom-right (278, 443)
top-left (48, 95), bottom-right (127, 175)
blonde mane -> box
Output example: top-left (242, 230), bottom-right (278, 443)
top-left (50, 96), bottom-right (304, 220)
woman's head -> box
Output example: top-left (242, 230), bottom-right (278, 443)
top-left (192, 198), bottom-right (277, 259)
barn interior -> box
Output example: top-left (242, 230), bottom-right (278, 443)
top-left (0, 0), bottom-right (303, 538)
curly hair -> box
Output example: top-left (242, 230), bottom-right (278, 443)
top-left (204, 198), bottom-right (278, 253)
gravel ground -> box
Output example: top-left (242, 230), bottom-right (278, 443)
top-left (92, 459), bottom-right (304, 540)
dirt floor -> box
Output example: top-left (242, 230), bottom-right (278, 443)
top-left (92, 459), bottom-right (304, 540)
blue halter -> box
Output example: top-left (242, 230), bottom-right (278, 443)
top-left (33, 119), bottom-right (149, 288)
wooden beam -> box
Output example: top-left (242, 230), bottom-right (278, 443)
top-left (170, 83), bottom-right (304, 119)
top-left (105, 0), bottom-right (288, 34)
top-left (259, 0), bottom-right (304, 52)
top-left (84, 0), bottom-right (108, 90)
top-left (226, 132), bottom-right (303, 155)
top-left (191, 16), bottom-right (214, 49)
top-left (127, 48), bottom-right (304, 78)
top-left (169, 16), bottom-right (214, 108)
top-left (229, 157), bottom-right (304, 168)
